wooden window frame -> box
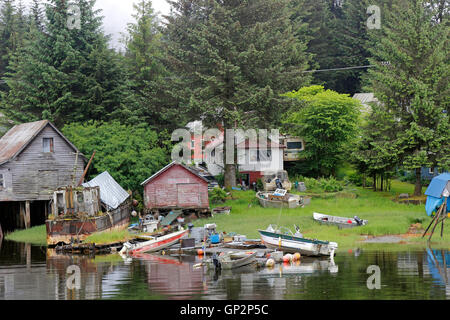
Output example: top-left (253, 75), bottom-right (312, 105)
top-left (43, 137), bottom-right (54, 153)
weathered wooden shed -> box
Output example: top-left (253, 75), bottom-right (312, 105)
top-left (141, 162), bottom-right (210, 215)
top-left (0, 120), bottom-right (86, 231)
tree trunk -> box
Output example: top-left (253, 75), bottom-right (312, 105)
top-left (414, 167), bottom-right (422, 196)
top-left (373, 174), bottom-right (377, 191)
top-left (380, 175), bottom-right (384, 192)
top-left (224, 164), bottom-right (236, 189)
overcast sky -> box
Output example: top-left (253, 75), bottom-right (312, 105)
top-left (23, 0), bottom-right (172, 49)
top-left (95, 0), bottom-right (171, 49)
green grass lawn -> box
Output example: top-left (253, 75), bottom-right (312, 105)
top-left (195, 180), bottom-right (449, 250)
top-left (5, 180), bottom-right (448, 251)
top-left (4, 225), bottom-right (47, 246)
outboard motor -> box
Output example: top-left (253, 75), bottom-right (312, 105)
top-left (275, 178), bottom-right (283, 189)
top-left (354, 216), bottom-right (363, 226)
top-left (212, 253), bottom-right (221, 270)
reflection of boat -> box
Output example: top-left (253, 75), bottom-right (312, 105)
top-left (131, 253), bottom-right (183, 265)
top-left (313, 212), bottom-right (368, 229)
top-left (259, 258), bottom-right (338, 277)
top-left (119, 228), bottom-right (189, 255)
top-left (258, 225), bottom-right (338, 257)
top-left (256, 191), bottom-right (303, 209)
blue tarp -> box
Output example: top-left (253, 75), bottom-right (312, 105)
top-left (424, 173), bottom-right (449, 216)
top-left (425, 196), bottom-right (445, 216)
top-left (425, 173), bottom-right (450, 198)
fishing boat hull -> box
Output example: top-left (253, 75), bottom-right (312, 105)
top-left (256, 192), bottom-right (301, 209)
top-left (120, 229), bottom-right (189, 255)
top-left (46, 203), bottom-right (131, 246)
top-left (313, 212), bottom-right (368, 229)
top-left (220, 251), bottom-right (257, 270)
top-left (258, 229), bottom-right (338, 257)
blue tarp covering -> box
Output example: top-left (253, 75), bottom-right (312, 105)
top-left (425, 173), bottom-right (450, 198)
top-left (424, 173), bottom-right (449, 216)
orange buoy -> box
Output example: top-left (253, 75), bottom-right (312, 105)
top-left (197, 249), bottom-right (204, 255)
top-left (293, 252), bottom-right (301, 261)
top-left (283, 254), bottom-right (292, 263)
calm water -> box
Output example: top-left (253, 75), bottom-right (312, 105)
top-left (0, 240), bottom-right (448, 300)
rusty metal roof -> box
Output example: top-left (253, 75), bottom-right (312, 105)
top-left (0, 120), bottom-right (86, 166)
top-left (141, 162), bottom-right (210, 186)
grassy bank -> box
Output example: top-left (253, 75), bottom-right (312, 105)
top-left (4, 225), bottom-right (47, 246)
top-left (5, 180), bottom-right (448, 251)
top-left (195, 180), bottom-right (449, 250)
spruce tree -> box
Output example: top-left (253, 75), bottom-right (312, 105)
top-left (123, 0), bottom-right (181, 130)
top-left (366, 0), bottom-right (449, 195)
top-left (165, 0), bottom-right (311, 187)
top-left (1, 0), bottom-right (130, 127)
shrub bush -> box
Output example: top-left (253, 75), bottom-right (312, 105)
top-left (209, 187), bottom-right (228, 204)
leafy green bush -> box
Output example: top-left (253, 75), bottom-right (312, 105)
top-left (209, 187), bottom-right (228, 204)
top-left (299, 176), bottom-right (344, 193)
top-left (62, 121), bottom-right (170, 192)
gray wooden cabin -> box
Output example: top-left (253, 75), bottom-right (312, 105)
top-left (0, 120), bottom-right (87, 231)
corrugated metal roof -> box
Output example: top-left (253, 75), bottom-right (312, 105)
top-left (0, 120), bottom-right (87, 166)
top-left (0, 120), bottom-right (49, 165)
top-left (353, 93), bottom-right (378, 104)
top-left (141, 162), bottom-right (210, 186)
top-left (83, 171), bottom-right (130, 210)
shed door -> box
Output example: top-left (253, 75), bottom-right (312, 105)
top-left (177, 184), bottom-right (200, 207)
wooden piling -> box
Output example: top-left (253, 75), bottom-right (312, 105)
top-left (0, 221), bottom-right (3, 239)
top-left (19, 202), bottom-right (25, 228)
top-left (25, 201), bottom-right (31, 229)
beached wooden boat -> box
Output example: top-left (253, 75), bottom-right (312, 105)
top-left (207, 251), bottom-right (257, 270)
top-left (220, 251), bottom-right (257, 270)
top-left (256, 191), bottom-right (304, 209)
top-left (313, 212), bottom-right (368, 229)
top-left (258, 225), bottom-right (338, 257)
top-left (212, 206), bottom-right (231, 215)
top-left (119, 228), bottom-right (189, 255)
top-left (46, 173), bottom-right (131, 246)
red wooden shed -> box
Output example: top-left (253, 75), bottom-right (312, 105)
top-left (141, 162), bottom-right (210, 213)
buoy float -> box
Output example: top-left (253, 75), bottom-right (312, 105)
top-left (283, 254), bottom-right (292, 263)
top-left (266, 258), bottom-right (275, 268)
top-left (197, 249), bottom-right (204, 256)
top-left (293, 252), bottom-right (301, 261)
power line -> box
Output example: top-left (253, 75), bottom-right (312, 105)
top-left (302, 65), bottom-right (376, 73)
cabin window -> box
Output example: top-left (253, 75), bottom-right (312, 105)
top-left (0, 173), bottom-right (4, 190)
top-left (43, 138), bottom-right (54, 153)
top-left (429, 168), bottom-right (435, 175)
top-left (287, 141), bottom-right (303, 150)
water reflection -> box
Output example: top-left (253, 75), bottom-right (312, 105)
top-left (0, 240), bottom-right (449, 300)
top-left (134, 253), bottom-right (206, 300)
top-left (425, 249), bottom-right (449, 297)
